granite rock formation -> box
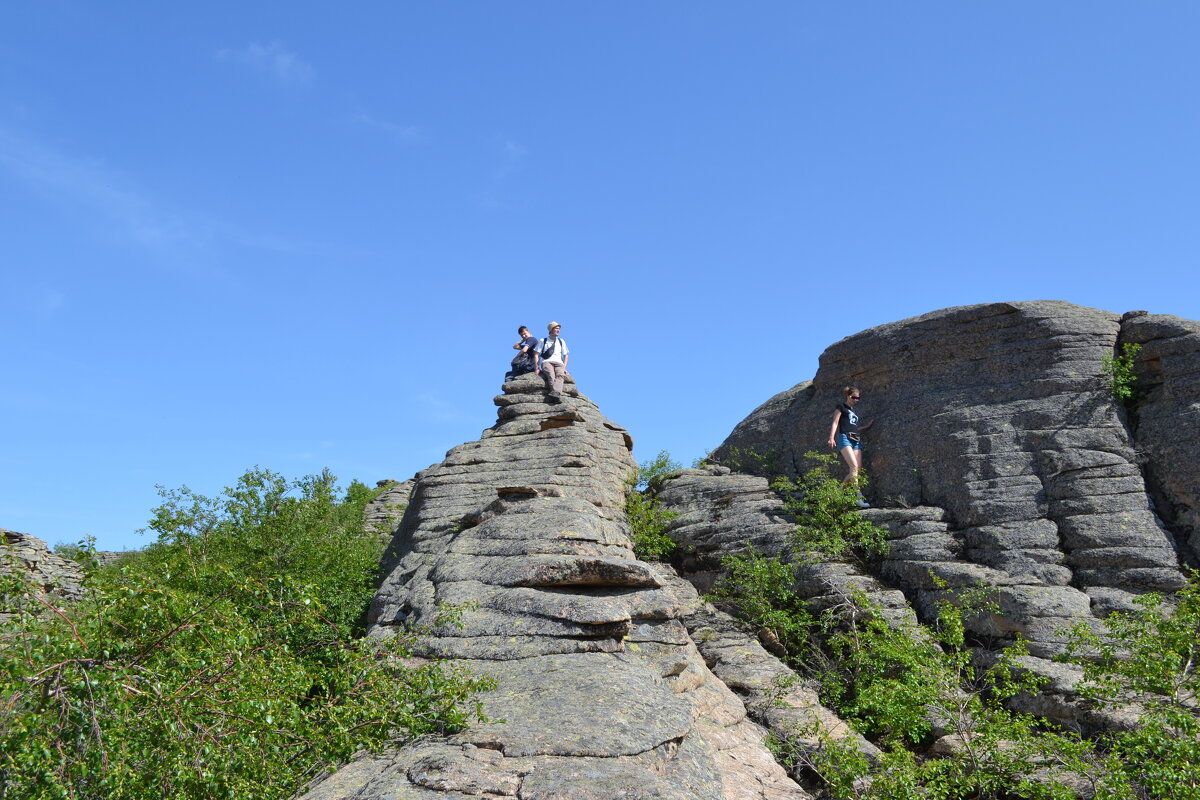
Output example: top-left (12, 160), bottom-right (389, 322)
top-left (700, 301), bottom-right (1197, 731)
top-left (364, 478), bottom-right (416, 542)
top-left (1, 528), bottom-right (85, 620)
top-left (306, 300), bottom-right (1197, 795)
top-left (303, 373), bottom-right (818, 800)
top-left (1120, 310), bottom-right (1200, 557)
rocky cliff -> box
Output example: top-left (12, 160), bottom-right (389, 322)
top-left (303, 373), bottom-right (823, 800)
top-left (702, 300), bottom-right (1197, 730)
top-left (308, 300), bottom-right (1197, 799)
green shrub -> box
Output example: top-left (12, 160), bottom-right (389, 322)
top-left (626, 451), bottom-right (680, 561)
top-left (707, 547), bottom-right (816, 660)
top-left (633, 450), bottom-right (681, 490)
top-left (1102, 341), bottom-right (1141, 403)
top-left (134, 467), bottom-right (384, 637)
top-left (626, 491), bottom-right (679, 561)
top-left (717, 446), bottom-right (779, 476)
top-left (768, 591), bottom-right (1114, 800)
top-left (0, 468), bottom-right (493, 800)
top-left (773, 452), bottom-right (889, 563)
top-left (1066, 578), bottom-right (1200, 799)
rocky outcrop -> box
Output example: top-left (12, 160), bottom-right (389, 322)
top-left (713, 301), bottom-right (1189, 662)
top-left (363, 478), bottom-right (415, 542)
top-left (1120, 310), bottom-right (1200, 560)
top-left (302, 301), bottom-right (1196, 796)
top-left (304, 374), bottom-right (814, 800)
top-left (1, 528), bottom-right (85, 618)
top-left (653, 466), bottom-right (915, 627)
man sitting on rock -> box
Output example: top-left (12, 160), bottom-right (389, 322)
top-left (535, 321), bottom-right (570, 402)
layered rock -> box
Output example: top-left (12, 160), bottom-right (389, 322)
top-left (363, 478), bottom-right (415, 542)
top-left (713, 301), bottom-right (1189, 659)
top-left (1, 528), bottom-right (85, 619)
top-left (1121, 311), bottom-right (1200, 559)
top-left (304, 374), bottom-right (811, 800)
top-left (653, 466), bottom-right (914, 626)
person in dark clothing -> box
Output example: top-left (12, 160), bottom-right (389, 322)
top-left (505, 326), bottom-right (539, 382)
top-left (827, 385), bottom-right (875, 507)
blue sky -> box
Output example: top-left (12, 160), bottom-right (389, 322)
top-left (2, 3), bottom-right (1197, 551)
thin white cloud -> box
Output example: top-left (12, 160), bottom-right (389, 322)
top-left (495, 139), bottom-right (528, 180)
top-left (35, 288), bottom-right (65, 315)
top-left (352, 113), bottom-right (420, 143)
top-left (215, 41), bottom-right (314, 85)
top-left (0, 125), bottom-right (205, 249)
top-left (0, 124), bottom-right (338, 259)
top-left (477, 138), bottom-right (529, 209)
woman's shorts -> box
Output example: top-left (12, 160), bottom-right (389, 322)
top-left (835, 433), bottom-right (861, 451)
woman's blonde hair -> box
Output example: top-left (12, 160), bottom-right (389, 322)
top-left (843, 385), bottom-right (861, 399)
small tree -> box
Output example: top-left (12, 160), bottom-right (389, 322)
top-left (1066, 579), bottom-right (1200, 799)
top-left (0, 468), bottom-right (493, 800)
top-left (626, 451), bottom-right (681, 561)
top-left (1102, 342), bottom-right (1141, 403)
top-left (773, 452), bottom-right (890, 563)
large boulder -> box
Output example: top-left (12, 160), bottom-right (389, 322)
top-left (713, 301), bottom-right (1189, 655)
top-left (304, 373), bottom-right (813, 800)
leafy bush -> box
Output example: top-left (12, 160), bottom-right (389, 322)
top-left (1102, 341), bottom-right (1141, 403)
top-left (1067, 579), bottom-right (1200, 799)
top-left (773, 452), bottom-right (890, 563)
top-left (626, 451), bottom-right (680, 561)
top-left (706, 454), bottom-right (1145, 798)
top-left (715, 446), bottom-right (779, 476)
top-left (706, 546), bottom-right (816, 660)
top-left (135, 467), bottom-right (384, 637)
top-left (0, 468), bottom-right (493, 800)
top-left (764, 590), bottom-right (1116, 800)
top-left (633, 449), bottom-right (681, 491)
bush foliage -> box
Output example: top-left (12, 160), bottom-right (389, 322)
top-left (626, 450), bottom-right (680, 561)
top-left (772, 452), bottom-right (890, 563)
top-left (0, 468), bottom-right (492, 800)
top-left (709, 456), bottom-right (1200, 799)
top-left (1102, 341), bottom-right (1142, 403)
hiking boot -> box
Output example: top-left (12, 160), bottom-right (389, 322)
top-left (856, 496), bottom-right (871, 509)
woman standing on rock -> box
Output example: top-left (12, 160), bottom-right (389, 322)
top-left (828, 385), bottom-right (874, 508)
top-left (505, 326), bottom-right (539, 382)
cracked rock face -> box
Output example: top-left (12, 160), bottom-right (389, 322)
top-left (712, 301), bottom-right (1190, 660)
top-left (303, 373), bottom-right (811, 800)
top-left (1120, 311), bottom-right (1200, 559)
top-left (1, 528), bottom-right (84, 619)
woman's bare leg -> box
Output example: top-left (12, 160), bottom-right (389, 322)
top-left (839, 445), bottom-right (860, 485)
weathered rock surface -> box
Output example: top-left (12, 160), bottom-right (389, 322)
top-left (654, 466), bottom-right (915, 626)
top-left (713, 301), bottom-right (1189, 659)
top-left (304, 374), bottom-right (813, 799)
top-left (304, 301), bottom-right (1196, 796)
top-left (1, 528), bottom-right (85, 618)
top-left (364, 478), bottom-right (416, 542)
top-left (1120, 310), bottom-right (1200, 560)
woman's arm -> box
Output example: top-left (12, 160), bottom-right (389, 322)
top-left (828, 409), bottom-right (842, 448)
